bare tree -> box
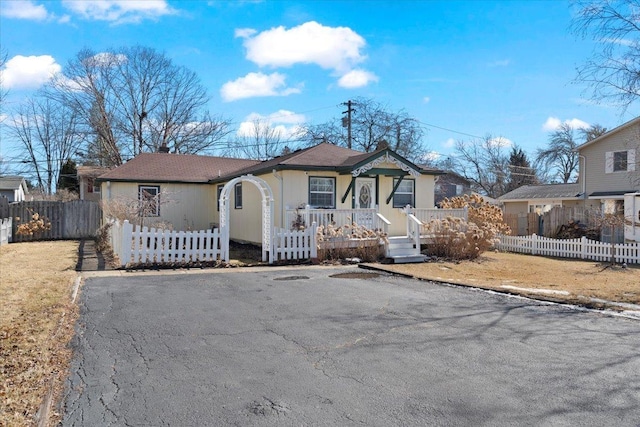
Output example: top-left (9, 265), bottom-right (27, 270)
top-left (572, 0), bottom-right (640, 111)
top-left (300, 97), bottom-right (426, 161)
top-left (580, 123), bottom-right (608, 142)
top-left (224, 118), bottom-right (287, 160)
top-left (9, 96), bottom-right (82, 194)
top-left (536, 123), bottom-right (581, 183)
top-left (452, 135), bottom-right (511, 198)
top-left (45, 46), bottom-right (230, 165)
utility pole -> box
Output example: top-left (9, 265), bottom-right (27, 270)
top-left (341, 100), bottom-right (354, 149)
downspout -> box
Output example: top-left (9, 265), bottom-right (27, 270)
top-left (106, 180), bottom-right (111, 201)
top-left (272, 169), bottom-right (284, 228)
top-left (578, 154), bottom-right (586, 205)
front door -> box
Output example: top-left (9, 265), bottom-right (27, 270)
top-left (355, 177), bottom-right (376, 229)
top-left (355, 177), bottom-right (375, 209)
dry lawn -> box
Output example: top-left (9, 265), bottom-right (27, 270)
top-left (375, 251), bottom-right (640, 308)
top-left (0, 241), bottom-right (79, 427)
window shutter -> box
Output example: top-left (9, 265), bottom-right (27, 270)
top-left (605, 151), bottom-right (613, 173)
top-left (628, 149), bottom-right (636, 172)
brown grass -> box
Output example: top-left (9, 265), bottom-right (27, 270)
top-left (375, 251), bottom-right (640, 307)
top-left (0, 241), bottom-right (79, 427)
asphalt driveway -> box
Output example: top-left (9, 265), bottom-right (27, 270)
top-left (63, 266), bottom-right (640, 426)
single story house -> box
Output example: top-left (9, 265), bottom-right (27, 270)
top-left (0, 176), bottom-right (29, 202)
top-left (97, 142), bottom-right (444, 244)
top-left (499, 183), bottom-right (583, 215)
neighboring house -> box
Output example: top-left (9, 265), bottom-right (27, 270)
top-left (434, 171), bottom-right (472, 206)
top-left (499, 183), bottom-right (583, 215)
top-left (0, 176), bottom-right (29, 202)
top-left (97, 143), bottom-right (444, 244)
top-left (77, 166), bottom-right (112, 202)
top-left (499, 116), bottom-right (640, 241)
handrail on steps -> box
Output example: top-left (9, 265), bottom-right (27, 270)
top-left (406, 213), bottom-right (423, 250)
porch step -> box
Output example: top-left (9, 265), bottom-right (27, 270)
top-left (385, 236), bottom-right (426, 264)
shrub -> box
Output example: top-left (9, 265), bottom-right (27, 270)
top-left (15, 210), bottom-right (52, 236)
top-left (315, 219), bottom-right (388, 262)
top-left (424, 194), bottom-right (510, 260)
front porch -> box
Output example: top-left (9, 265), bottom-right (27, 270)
top-left (285, 205), bottom-right (468, 263)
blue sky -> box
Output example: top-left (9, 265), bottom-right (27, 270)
top-left (1, 0), bottom-right (638, 166)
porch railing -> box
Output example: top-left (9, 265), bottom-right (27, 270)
top-left (408, 207), bottom-right (468, 223)
top-left (285, 206), bottom-right (386, 234)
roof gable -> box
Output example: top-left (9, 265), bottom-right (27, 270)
top-left (214, 143), bottom-right (443, 181)
top-left (0, 176), bottom-right (28, 192)
top-left (576, 116), bottom-right (640, 151)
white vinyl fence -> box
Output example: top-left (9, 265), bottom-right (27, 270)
top-left (111, 220), bottom-right (225, 267)
top-left (110, 220), bottom-right (319, 267)
top-left (271, 223), bottom-right (317, 263)
top-left (497, 234), bottom-right (640, 264)
top-left (0, 217), bottom-right (12, 246)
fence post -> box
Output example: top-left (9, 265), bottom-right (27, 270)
top-left (581, 236), bottom-right (587, 259)
top-left (532, 234), bottom-right (538, 255)
top-left (304, 205), bottom-right (311, 230)
top-left (120, 220), bottom-right (133, 267)
top-left (310, 221), bottom-right (318, 259)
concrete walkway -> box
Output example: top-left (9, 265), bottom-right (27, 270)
top-left (75, 239), bottom-right (112, 272)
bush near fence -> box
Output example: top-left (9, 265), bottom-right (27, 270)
top-left (497, 234), bottom-right (640, 264)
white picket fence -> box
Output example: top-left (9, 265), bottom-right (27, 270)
top-left (0, 217), bottom-right (12, 246)
top-left (497, 234), bottom-right (640, 264)
top-left (110, 220), bottom-right (318, 267)
top-left (271, 222), bottom-right (317, 263)
top-left (111, 220), bottom-right (225, 267)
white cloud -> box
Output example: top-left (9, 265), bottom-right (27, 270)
top-left (61, 0), bottom-right (175, 23)
top-left (337, 69), bottom-right (378, 88)
top-left (489, 136), bottom-right (513, 148)
top-left (235, 28), bottom-right (257, 38)
top-left (220, 72), bottom-right (301, 102)
top-left (0, 55), bottom-right (61, 89)
top-left (237, 21), bottom-right (366, 73)
top-left (237, 110), bottom-right (306, 139)
top-left (542, 116), bottom-right (590, 131)
top-left (443, 138), bottom-right (456, 149)
top-left (0, 0), bottom-right (49, 20)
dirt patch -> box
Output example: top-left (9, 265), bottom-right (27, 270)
top-left (370, 251), bottom-right (640, 307)
top-left (0, 241), bottom-right (79, 427)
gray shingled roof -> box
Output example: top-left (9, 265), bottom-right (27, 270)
top-left (498, 183), bottom-right (582, 201)
top-left (0, 176), bottom-right (27, 191)
top-left (97, 153), bottom-right (259, 183)
top-left (211, 143), bottom-right (443, 182)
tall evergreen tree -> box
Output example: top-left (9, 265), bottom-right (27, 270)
top-left (506, 146), bottom-right (537, 192)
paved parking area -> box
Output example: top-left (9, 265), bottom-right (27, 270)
top-left (63, 266), bottom-right (640, 426)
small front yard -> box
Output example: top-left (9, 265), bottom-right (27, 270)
top-left (1, 241), bottom-right (638, 426)
top-left (375, 251), bottom-right (640, 307)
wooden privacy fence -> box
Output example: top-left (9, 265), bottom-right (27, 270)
top-left (497, 234), bottom-right (640, 264)
top-left (0, 217), bottom-right (11, 246)
top-left (3, 200), bottom-right (101, 242)
top-left (503, 213), bottom-right (540, 236)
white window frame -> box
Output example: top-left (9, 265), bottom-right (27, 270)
top-left (393, 178), bottom-right (415, 208)
top-left (606, 149), bottom-right (636, 173)
top-left (309, 176), bottom-right (336, 208)
top-left (139, 185), bottom-right (160, 216)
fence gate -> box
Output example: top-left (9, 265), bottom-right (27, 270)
top-left (218, 175), bottom-right (274, 263)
